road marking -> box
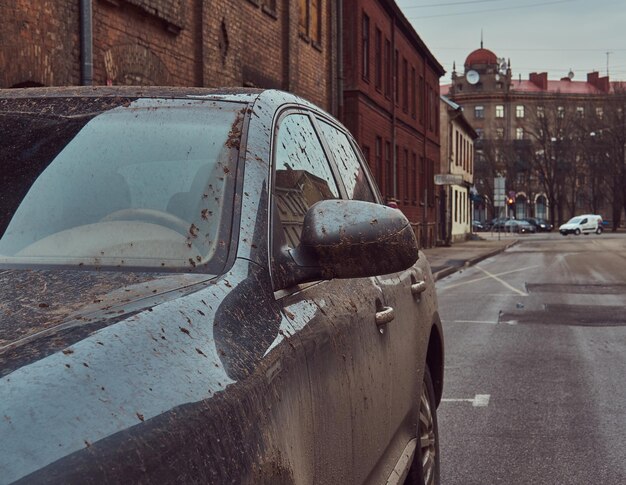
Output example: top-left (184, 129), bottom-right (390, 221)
top-left (474, 266), bottom-right (528, 296)
top-left (453, 320), bottom-right (498, 325)
top-left (442, 394), bottom-right (491, 407)
top-left (440, 265), bottom-right (538, 291)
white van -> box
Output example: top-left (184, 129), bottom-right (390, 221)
top-left (559, 214), bottom-right (603, 235)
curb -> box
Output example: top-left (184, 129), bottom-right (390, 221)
top-left (432, 240), bottom-right (519, 282)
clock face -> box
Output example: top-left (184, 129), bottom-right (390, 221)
top-left (466, 70), bottom-right (480, 85)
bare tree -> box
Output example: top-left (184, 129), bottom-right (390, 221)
top-left (601, 85), bottom-right (626, 230)
top-left (526, 97), bottom-right (579, 225)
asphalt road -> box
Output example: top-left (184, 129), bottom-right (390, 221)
top-left (435, 232), bottom-right (626, 485)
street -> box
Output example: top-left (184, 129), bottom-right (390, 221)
top-left (436, 232), bottom-right (626, 484)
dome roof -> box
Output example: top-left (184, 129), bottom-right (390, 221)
top-left (464, 48), bottom-right (498, 67)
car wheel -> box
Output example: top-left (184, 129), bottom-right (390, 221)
top-left (596, 227), bottom-right (603, 234)
top-left (574, 228), bottom-right (581, 235)
top-left (405, 365), bottom-right (440, 485)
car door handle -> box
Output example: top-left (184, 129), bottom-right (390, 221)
top-left (375, 306), bottom-right (395, 326)
top-left (411, 281), bottom-right (427, 296)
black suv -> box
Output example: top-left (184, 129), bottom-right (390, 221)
top-left (0, 87), bottom-right (443, 485)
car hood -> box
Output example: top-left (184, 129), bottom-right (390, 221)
top-left (0, 259), bottom-right (298, 483)
top-left (559, 223), bottom-right (577, 229)
top-left (0, 268), bottom-right (214, 376)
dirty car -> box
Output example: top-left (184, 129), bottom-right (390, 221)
top-left (0, 87), bottom-right (444, 484)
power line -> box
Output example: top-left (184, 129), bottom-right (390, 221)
top-left (433, 47), bottom-right (626, 53)
top-left (406, 0), bottom-right (576, 20)
top-left (400, 0), bottom-right (505, 9)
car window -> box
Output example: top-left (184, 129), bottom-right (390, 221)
top-left (0, 99), bottom-right (243, 270)
top-left (581, 218), bottom-right (588, 224)
top-left (273, 113), bottom-right (339, 249)
top-left (316, 118), bottom-right (376, 203)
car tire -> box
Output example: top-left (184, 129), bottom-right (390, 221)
top-left (574, 229), bottom-right (581, 235)
top-left (405, 365), bottom-right (440, 485)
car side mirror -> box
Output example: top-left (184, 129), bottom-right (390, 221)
top-left (273, 199), bottom-right (418, 290)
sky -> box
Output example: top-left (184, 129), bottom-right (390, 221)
top-left (394, 0), bottom-right (626, 84)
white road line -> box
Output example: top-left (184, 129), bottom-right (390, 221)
top-left (453, 320), bottom-right (499, 325)
top-left (439, 265), bottom-right (539, 291)
top-left (442, 394), bottom-right (491, 407)
top-left (474, 266), bottom-right (528, 296)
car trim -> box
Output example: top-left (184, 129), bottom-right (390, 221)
top-left (385, 438), bottom-right (417, 485)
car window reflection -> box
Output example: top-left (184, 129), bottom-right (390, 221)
top-left (274, 114), bottom-right (339, 249)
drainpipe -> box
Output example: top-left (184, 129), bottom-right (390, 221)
top-left (80, 0), bottom-right (93, 85)
top-left (391, 15), bottom-right (397, 203)
top-left (337, 0), bottom-right (343, 120)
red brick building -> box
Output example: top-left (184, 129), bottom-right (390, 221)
top-left (340, 0), bottom-right (444, 247)
top-left (1, 0), bottom-right (444, 245)
top-left (0, 0), bottom-right (340, 113)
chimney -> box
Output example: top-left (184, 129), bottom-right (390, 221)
top-left (588, 71), bottom-right (610, 93)
top-left (529, 72), bottom-right (548, 90)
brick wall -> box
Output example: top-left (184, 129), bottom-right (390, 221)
top-left (0, 0), bottom-right (337, 113)
top-left (341, 0), bottom-right (443, 247)
top-left (0, 0), bottom-right (80, 87)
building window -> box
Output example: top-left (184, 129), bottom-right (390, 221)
top-left (495, 105), bottom-right (504, 118)
top-left (374, 28), bottom-right (382, 89)
top-left (474, 105), bottom-right (484, 119)
top-left (299, 0), bottom-right (321, 44)
top-left (596, 107), bottom-right (604, 119)
top-left (537, 106), bottom-right (545, 118)
top-left (362, 14), bottom-right (370, 80)
top-left (411, 66), bottom-right (416, 118)
top-left (375, 136), bottom-right (382, 189)
top-left (394, 49), bottom-right (399, 105)
top-left (475, 128), bottom-right (483, 139)
top-left (403, 148), bottom-right (409, 202)
top-left (516, 105), bottom-right (525, 118)
top-left (516, 128), bottom-right (524, 140)
top-left (576, 106), bottom-right (585, 117)
top-left (402, 58), bottom-right (408, 113)
top-left (496, 128), bottom-right (504, 139)
top-left (384, 38), bottom-right (391, 97)
top-left (419, 76), bottom-right (424, 124)
top-left (385, 141), bottom-right (392, 198)
top-left (411, 152), bottom-right (417, 205)
top-left (557, 106), bottom-right (565, 118)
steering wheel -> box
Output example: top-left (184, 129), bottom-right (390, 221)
top-left (101, 208), bottom-right (195, 239)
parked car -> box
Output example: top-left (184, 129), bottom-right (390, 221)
top-left (503, 219), bottom-right (535, 234)
top-left (559, 214), bottom-right (603, 235)
top-left (489, 217), bottom-right (513, 231)
top-left (472, 220), bottom-right (485, 232)
top-left (523, 217), bottom-right (553, 232)
top-left (0, 87), bottom-right (443, 485)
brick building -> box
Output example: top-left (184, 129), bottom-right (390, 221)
top-left (0, 0), bottom-right (340, 113)
top-left (445, 45), bottom-right (625, 226)
top-left (340, 0), bottom-right (444, 248)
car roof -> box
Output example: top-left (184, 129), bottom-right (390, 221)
top-left (0, 86), bottom-right (323, 113)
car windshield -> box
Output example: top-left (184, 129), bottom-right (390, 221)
top-left (567, 217), bottom-right (583, 224)
top-left (0, 97), bottom-right (244, 271)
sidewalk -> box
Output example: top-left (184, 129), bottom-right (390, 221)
top-left (422, 232), bottom-right (519, 281)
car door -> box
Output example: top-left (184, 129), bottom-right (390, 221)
top-left (580, 217), bottom-right (590, 232)
top-left (315, 116), bottom-right (426, 483)
top-left (270, 109), bottom-right (393, 484)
